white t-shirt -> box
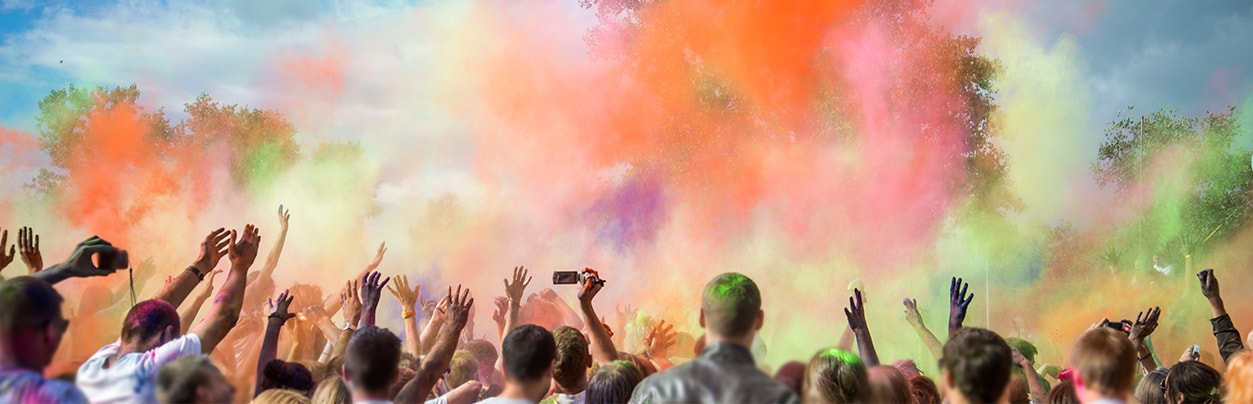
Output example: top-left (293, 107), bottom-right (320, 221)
top-left (0, 365), bottom-right (87, 403)
top-left (76, 333), bottom-right (202, 404)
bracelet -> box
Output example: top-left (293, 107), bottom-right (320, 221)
top-left (402, 309), bottom-right (416, 319)
top-left (268, 314), bottom-right (288, 321)
top-left (185, 266), bottom-right (205, 281)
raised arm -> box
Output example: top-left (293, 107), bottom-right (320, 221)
top-left (0, 227), bottom-right (13, 276)
top-left (190, 225), bottom-right (261, 354)
top-left (845, 288), bottom-right (879, 366)
top-left (255, 289), bottom-right (297, 397)
top-left (948, 277), bottom-right (974, 338)
top-left (420, 295), bottom-right (449, 354)
top-left (357, 271), bottom-right (391, 329)
top-left (496, 266), bottom-right (530, 372)
top-left (17, 227), bottom-right (43, 273)
top-left (260, 205), bottom-right (290, 278)
top-left (397, 285), bottom-right (474, 404)
top-left (154, 228), bottom-right (230, 309)
top-left (1128, 306), bottom-right (1162, 373)
top-left (578, 268), bottom-right (618, 365)
top-left (386, 274), bottom-right (423, 357)
top-left (32, 236), bottom-right (128, 285)
top-left (322, 242), bottom-right (386, 315)
top-left (180, 269), bottom-right (223, 334)
top-left (1011, 347), bottom-right (1047, 404)
top-left (903, 298), bottom-right (944, 359)
top-left (1197, 269), bottom-right (1244, 363)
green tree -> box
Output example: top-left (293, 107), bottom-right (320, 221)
top-left (1093, 106), bottom-right (1251, 258)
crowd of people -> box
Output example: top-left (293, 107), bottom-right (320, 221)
top-left (0, 206), bottom-right (1250, 403)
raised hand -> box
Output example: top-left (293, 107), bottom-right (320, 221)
top-left (227, 225), bottom-right (261, 269)
top-left (358, 271), bottom-right (391, 309)
top-left (269, 289), bottom-right (297, 324)
top-left (340, 280), bottom-right (362, 326)
top-left (903, 298), bottom-right (924, 327)
top-left (444, 285), bottom-right (474, 328)
top-left (366, 242), bottom-right (387, 271)
top-left (949, 277), bottom-right (974, 336)
top-left (18, 227), bottom-right (42, 273)
top-left (277, 205), bottom-right (291, 229)
top-left (1128, 307), bottom-right (1161, 342)
top-left (845, 288), bottom-right (869, 332)
top-left (62, 236), bottom-right (127, 278)
top-left (194, 228), bottom-right (231, 272)
top-left (387, 274), bottom-right (420, 310)
top-left (0, 227), bottom-right (14, 272)
top-left (492, 296), bottom-right (508, 326)
top-left (503, 266), bottom-right (532, 302)
top-left (578, 268), bottom-right (603, 304)
top-left (1197, 269), bottom-right (1221, 301)
top-left (1180, 345), bottom-right (1200, 362)
top-left (645, 319), bottom-right (677, 359)
top-left (1010, 346), bottom-right (1032, 368)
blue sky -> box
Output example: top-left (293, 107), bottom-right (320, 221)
top-left (1, 0), bottom-right (1250, 135)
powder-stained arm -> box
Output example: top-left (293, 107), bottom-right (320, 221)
top-left (397, 286), bottom-right (474, 404)
top-left (190, 225), bottom-right (260, 354)
top-left (154, 228), bottom-right (230, 309)
top-left (254, 290), bottom-right (296, 397)
top-left (845, 289), bottom-right (879, 366)
top-left (180, 270), bottom-right (222, 334)
top-left (948, 277), bottom-right (974, 338)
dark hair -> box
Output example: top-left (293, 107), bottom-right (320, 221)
top-left (940, 327), bottom-right (1013, 404)
top-left (156, 355), bottom-right (218, 404)
top-left (1070, 327), bottom-right (1137, 395)
top-left (120, 299), bottom-right (180, 344)
top-left (1166, 361), bottom-right (1221, 404)
top-left (502, 324), bottom-right (556, 382)
top-left (552, 326), bottom-right (590, 389)
top-left (867, 365), bottom-right (911, 403)
top-left (803, 348), bottom-right (868, 403)
top-left (774, 361), bottom-right (806, 396)
top-left (1044, 380), bottom-right (1079, 404)
top-left (700, 273), bottom-right (762, 338)
top-left (345, 326), bottom-right (401, 393)
top-left (1136, 368), bottom-right (1169, 404)
top-left (1006, 375), bottom-right (1030, 404)
top-left (261, 359), bottom-right (315, 395)
top-left (586, 360), bottom-right (644, 403)
top-left (0, 277), bottom-right (63, 333)
top-left (908, 376), bottom-right (941, 404)
top-left (448, 350), bottom-right (479, 388)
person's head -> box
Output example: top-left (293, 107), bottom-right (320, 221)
top-left (774, 360), bottom-right (807, 396)
top-left (699, 272), bottom-right (763, 346)
top-left (1136, 368), bottom-right (1169, 404)
top-left (585, 360), bottom-right (644, 404)
top-left (297, 360), bottom-right (326, 383)
top-left (312, 377), bottom-right (351, 404)
top-left (617, 352), bottom-right (657, 378)
top-left (1045, 380), bottom-right (1080, 404)
top-left (253, 388), bottom-right (311, 404)
top-left (120, 299), bottom-right (181, 351)
top-left (0, 277), bottom-right (68, 371)
top-left (260, 359), bottom-right (315, 395)
top-left (156, 355), bottom-right (235, 404)
top-left (465, 339), bottom-right (499, 381)
top-left (342, 326), bottom-right (401, 397)
top-left (448, 350), bottom-right (479, 389)
top-left (1165, 360), bottom-right (1221, 404)
top-left (1069, 327), bottom-right (1137, 400)
top-left (867, 365), bottom-right (911, 404)
top-left (803, 348), bottom-right (868, 404)
top-left (908, 376), bottom-right (942, 404)
top-left (1224, 351), bottom-right (1253, 404)
top-left (551, 325), bottom-right (591, 391)
top-left (893, 359), bottom-right (922, 378)
top-left (939, 327), bottom-right (1013, 404)
top-left (501, 324), bottom-right (557, 400)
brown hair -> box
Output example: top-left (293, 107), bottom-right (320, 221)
top-left (448, 350), bottom-right (479, 388)
top-left (907, 376), bottom-right (941, 404)
top-left (1069, 328), bottom-right (1137, 396)
top-left (552, 326), bottom-right (590, 389)
top-left (867, 366), bottom-right (911, 404)
top-left (803, 348), bottom-right (868, 404)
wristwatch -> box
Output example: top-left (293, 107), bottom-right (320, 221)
top-left (341, 322), bottom-right (357, 331)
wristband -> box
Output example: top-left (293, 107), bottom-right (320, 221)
top-left (402, 309), bottom-right (416, 319)
top-left (342, 322), bottom-right (356, 331)
top-left (185, 265), bottom-right (205, 281)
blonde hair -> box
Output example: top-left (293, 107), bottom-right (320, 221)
top-left (1225, 350), bottom-right (1253, 403)
top-left (311, 378), bottom-right (350, 404)
top-left (252, 389), bottom-right (310, 404)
